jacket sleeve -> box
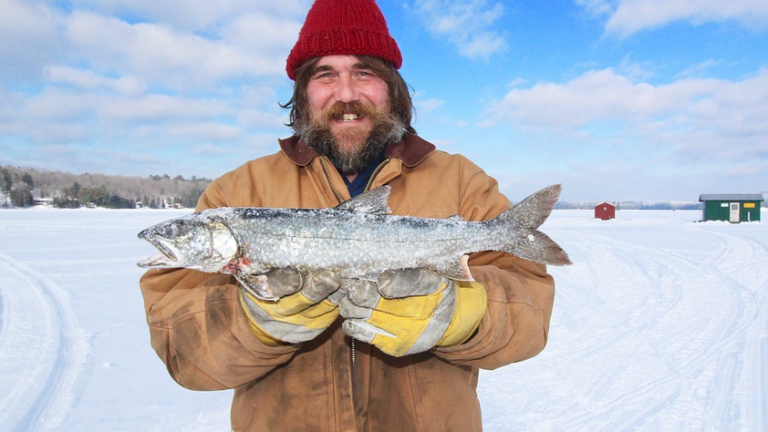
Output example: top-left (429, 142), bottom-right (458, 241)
top-left (433, 168), bottom-right (556, 369)
top-left (139, 178), bottom-right (299, 391)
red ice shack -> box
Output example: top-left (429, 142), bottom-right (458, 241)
top-left (595, 202), bottom-right (616, 220)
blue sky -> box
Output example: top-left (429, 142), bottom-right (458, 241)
top-left (1, 0), bottom-right (767, 202)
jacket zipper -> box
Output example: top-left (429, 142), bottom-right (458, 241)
top-left (319, 157), bottom-right (346, 204)
top-left (319, 156), bottom-right (391, 204)
top-left (364, 159), bottom-right (389, 192)
top-left (318, 155), bottom-right (390, 368)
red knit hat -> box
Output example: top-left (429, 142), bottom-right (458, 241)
top-left (286, 0), bottom-right (402, 80)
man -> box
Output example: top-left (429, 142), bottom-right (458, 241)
top-left (139, 0), bottom-right (555, 431)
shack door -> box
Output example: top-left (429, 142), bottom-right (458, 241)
top-left (729, 202), bottom-right (740, 223)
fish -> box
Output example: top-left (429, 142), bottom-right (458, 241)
top-left (137, 184), bottom-right (571, 301)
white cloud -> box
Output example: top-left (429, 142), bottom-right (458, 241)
top-left (676, 59), bottom-right (723, 78)
top-left (65, 0), bottom-right (311, 31)
top-left (1, 81), bottom-right (287, 154)
top-left (0, 1), bottom-right (301, 154)
top-left (411, 0), bottom-right (507, 59)
top-left (17, 89), bottom-right (95, 123)
top-left (0, 0), bottom-right (63, 80)
top-left (488, 69), bottom-right (667, 127)
top-left (191, 143), bottom-right (235, 156)
top-left (617, 55), bottom-right (655, 81)
top-left (64, 12), bottom-right (288, 88)
top-left (575, 0), bottom-right (614, 17)
top-left (166, 123), bottom-right (244, 142)
top-left (485, 67), bottom-right (768, 163)
top-left (46, 66), bottom-right (146, 96)
top-left (239, 109), bottom-right (288, 129)
top-left (0, 1), bottom-right (306, 88)
top-left (221, 12), bottom-right (302, 54)
top-left (579, 0), bottom-right (768, 37)
top-left (95, 94), bottom-right (233, 123)
top-left (415, 98), bottom-right (445, 112)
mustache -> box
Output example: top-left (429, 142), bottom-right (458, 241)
top-left (296, 100), bottom-right (406, 175)
top-left (319, 101), bottom-right (378, 123)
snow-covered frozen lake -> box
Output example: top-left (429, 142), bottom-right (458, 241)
top-left (1, 208), bottom-right (766, 431)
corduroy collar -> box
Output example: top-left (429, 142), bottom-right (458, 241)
top-left (278, 132), bottom-right (436, 168)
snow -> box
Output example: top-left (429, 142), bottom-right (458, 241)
top-left (1, 208), bottom-right (766, 431)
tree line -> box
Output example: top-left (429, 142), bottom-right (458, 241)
top-left (2, 164), bottom-right (707, 211)
top-left (1, 165), bottom-right (211, 209)
top-left (554, 201), bottom-right (702, 210)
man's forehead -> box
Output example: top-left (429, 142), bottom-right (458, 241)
top-left (313, 55), bottom-right (371, 71)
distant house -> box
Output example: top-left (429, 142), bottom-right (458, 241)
top-left (595, 202), bottom-right (616, 220)
top-left (699, 194), bottom-right (763, 223)
top-left (1, 192), bottom-right (11, 207)
top-left (34, 197), bottom-right (53, 206)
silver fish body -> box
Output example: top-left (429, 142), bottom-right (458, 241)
top-left (138, 184), bottom-right (571, 300)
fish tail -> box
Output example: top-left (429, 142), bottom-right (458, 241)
top-left (490, 184), bottom-right (572, 266)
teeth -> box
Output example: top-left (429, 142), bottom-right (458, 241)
top-left (342, 114), bottom-right (358, 122)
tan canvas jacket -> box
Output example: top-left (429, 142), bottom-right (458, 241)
top-left (139, 133), bottom-right (556, 432)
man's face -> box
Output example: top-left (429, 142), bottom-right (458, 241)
top-left (306, 55), bottom-right (391, 151)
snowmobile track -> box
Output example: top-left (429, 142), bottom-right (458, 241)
top-left (0, 253), bottom-right (89, 432)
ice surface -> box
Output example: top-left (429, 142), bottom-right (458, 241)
top-left (0, 208), bottom-right (766, 431)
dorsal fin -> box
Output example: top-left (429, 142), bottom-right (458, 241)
top-left (335, 185), bottom-right (392, 214)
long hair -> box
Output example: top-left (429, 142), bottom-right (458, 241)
top-left (280, 55), bottom-right (417, 135)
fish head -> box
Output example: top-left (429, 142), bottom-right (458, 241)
top-left (137, 215), bottom-right (238, 272)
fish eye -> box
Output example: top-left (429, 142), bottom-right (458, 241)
top-left (160, 224), bottom-right (178, 238)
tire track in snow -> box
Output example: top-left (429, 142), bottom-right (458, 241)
top-left (754, 333), bottom-right (768, 432)
top-left (710, 230), bottom-right (768, 432)
top-left (683, 227), bottom-right (768, 431)
top-left (621, 238), bottom-right (753, 431)
top-left (0, 252), bottom-right (90, 432)
top-left (552, 223), bottom-right (766, 432)
top-left (550, 235), bottom-right (690, 431)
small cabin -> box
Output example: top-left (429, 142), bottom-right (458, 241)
top-left (34, 197), bottom-right (54, 206)
top-left (595, 202), bottom-right (616, 220)
top-left (699, 194), bottom-right (763, 223)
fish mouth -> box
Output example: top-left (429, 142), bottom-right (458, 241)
top-left (137, 229), bottom-right (180, 268)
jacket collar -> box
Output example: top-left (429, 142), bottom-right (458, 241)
top-left (278, 132), bottom-right (436, 168)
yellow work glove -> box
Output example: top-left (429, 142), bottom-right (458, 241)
top-left (239, 268), bottom-right (341, 345)
top-left (339, 268), bottom-right (487, 357)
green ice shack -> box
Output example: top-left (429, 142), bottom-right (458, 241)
top-left (698, 193), bottom-right (763, 223)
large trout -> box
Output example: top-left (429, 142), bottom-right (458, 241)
top-left (138, 184), bottom-right (571, 300)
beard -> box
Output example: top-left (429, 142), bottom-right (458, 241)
top-left (295, 101), bottom-right (405, 175)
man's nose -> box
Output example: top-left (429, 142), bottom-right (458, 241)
top-left (334, 75), bottom-right (358, 103)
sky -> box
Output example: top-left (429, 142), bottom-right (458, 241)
top-left (1, 0), bottom-right (767, 203)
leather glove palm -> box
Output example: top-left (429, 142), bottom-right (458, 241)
top-left (239, 268), bottom-right (341, 345)
top-left (339, 268), bottom-right (487, 357)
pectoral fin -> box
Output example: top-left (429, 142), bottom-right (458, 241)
top-left (437, 255), bottom-right (474, 281)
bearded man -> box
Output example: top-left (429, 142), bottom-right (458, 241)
top-left (139, 0), bottom-right (556, 431)
top-left (290, 55), bottom-right (409, 176)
